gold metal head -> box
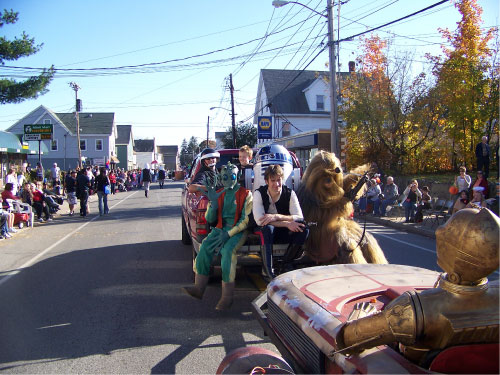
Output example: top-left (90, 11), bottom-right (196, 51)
top-left (435, 208), bottom-right (500, 284)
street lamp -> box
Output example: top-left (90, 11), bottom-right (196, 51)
top-left (210, 106), bottom-right (237, 148)
top-left (272, 0), bottom-right (340, 156)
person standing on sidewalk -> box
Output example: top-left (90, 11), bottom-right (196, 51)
top-left (475, 135), bottom-right (491, 179)
top-left (109, 170), bottom-right (117, 195)
top-left (158, 166), bottom-right (166, 189)
top-left (141, 163), bottom-right (151, 197)
top-left (401, 180), bottom-right (422, 223)
top-left (76, 169), bottom-right (91, 217)
top-left (64, 170), bottom-right (78, 216)
top-left (374, 176), bottom-right (399, 216)
top-left (96, 167), bottom-right (110, 215)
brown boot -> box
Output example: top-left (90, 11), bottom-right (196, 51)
top-left (215, 281), bottom-right (235, 311)
top-left (182, 274), bottom-right (209, 300)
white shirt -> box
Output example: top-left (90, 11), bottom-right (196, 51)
top-left (6, 174), bottom-right (18, 195)
top-left (253, 187), bottom-right (303, 227)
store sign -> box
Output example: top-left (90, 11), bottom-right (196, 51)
top-left (257, 116), bottom-right (272, 139)
top-left (24, 124), bottom-right (53, 140)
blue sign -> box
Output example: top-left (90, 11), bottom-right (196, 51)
top-left (258, 116), bottom-right (272, 139)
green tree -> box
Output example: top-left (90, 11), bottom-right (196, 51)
top-left (220, 122), bottom-right (257, 149)
top-left (179, 138), bottom-right (190, 166)
top-left (0, 9), bottom-right (54, 104)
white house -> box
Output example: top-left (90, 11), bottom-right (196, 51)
top-left (134, 138), bottom-right (161, 169)
top-left (253, 67), bottom-right (352, 168)
top-left (7, 105), bottom-right (117, 171)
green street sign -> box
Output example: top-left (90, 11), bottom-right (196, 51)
top-left (24, 124), bottom-right (53, 140)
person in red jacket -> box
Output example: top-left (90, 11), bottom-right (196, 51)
top-left (32, 182), bottom-right (52, 222)
top-left (109, 170), bottom-right (117, 195)
top-left (1, 183), bottom-right (19, 233)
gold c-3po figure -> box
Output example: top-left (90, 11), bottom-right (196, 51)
top-left (335, 207), bottom-right (499, 367)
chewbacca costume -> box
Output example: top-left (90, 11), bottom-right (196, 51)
top-left (297, 151), bottom-right (387, 265)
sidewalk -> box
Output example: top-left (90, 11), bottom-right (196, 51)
top-left (354, 212), bottom-right (437, 239)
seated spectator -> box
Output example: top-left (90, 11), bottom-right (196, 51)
top-left (454, 166), bottom-right (471, 196)
top-left (1, 182), bottom-right (20, 209)
top-left (466, 186), bottom-right (486, 209)
top-left (401, 179), bottom-right (422, 223)
top-left (0, 184), bottom-right (18, 234)
top-left (453, 190), bottom-right (470, 214)
top-left (21, 182), bottom-right (33, 206)
top-left (358, 178), bottom-right (381, 215)
top-left (415, 186), bottom-right (431, 223)
top-left (0, 208), bottom-right (13, 239)
top-left (32, 182), bottom-right (52, 222)
top-left (471, 171), bottom-right (489, 198)
top-left (374, 176), bottom-right (399, 216)
top-left (253, 164), bottom-right (309, 279)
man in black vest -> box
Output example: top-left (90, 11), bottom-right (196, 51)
top-left (253, 164), bottom-right (309, 279)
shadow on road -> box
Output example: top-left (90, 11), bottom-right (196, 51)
top-left (0, 238), bottom-right (268, 373)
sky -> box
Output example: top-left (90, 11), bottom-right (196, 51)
top-left (0, 0), bottom-right (498, 149)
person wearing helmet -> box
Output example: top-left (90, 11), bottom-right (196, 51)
top-left (188, 148), bottom-right (222, 194)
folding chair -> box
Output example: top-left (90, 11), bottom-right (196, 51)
top-left (427, 199), bottom-right (446, 228)
top-left (5, 199), bottom-right (34, 228)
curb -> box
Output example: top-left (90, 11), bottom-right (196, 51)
top-left (354, 214), bottom-right (437, 240)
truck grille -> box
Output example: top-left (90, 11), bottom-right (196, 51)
top-left (268, 297), bottom-right (323, 374)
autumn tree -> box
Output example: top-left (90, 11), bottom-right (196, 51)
top-left (428, 0), bottom-right (498, 169)
top-left (0, 9), bottom-right (54, 104)
top-left (340, 35), bottom-right (441, 173)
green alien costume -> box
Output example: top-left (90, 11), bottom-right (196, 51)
top-left (183, 162), bottom-right (252, 310)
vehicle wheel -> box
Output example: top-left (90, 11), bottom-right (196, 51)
top-left (18, 222), bottom-right (24, 229)
top-left (216, 347), bottom-right (294, 374)
top-left (181, 215), bottom-right (192, 245)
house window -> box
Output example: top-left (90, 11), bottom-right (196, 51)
top-left (80, 139), bottom-right (87, 151)
top-left (95, 139), bottom-right (103, 151)
top-left (282, 122), bottom-right (291, 137)
top-left (316, 95), bottom-right (324, 110)
top-left (44, 119), bottom-right (51, 124)
top-left (51, 139), bottom-right (58, 151)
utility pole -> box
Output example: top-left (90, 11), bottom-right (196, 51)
top-left (69, 82), bottom-right (82, 169)
top-left (229, 74), bottom-right (237, 148)
top-left (206, 115), bottom-right (210, 147)
top-left (327, 0), bottom-right (340, 156)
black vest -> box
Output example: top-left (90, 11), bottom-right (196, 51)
top-left (257, 185), bottom-right (292, 215)
top-left (142, 168), bottom-right (151, 182)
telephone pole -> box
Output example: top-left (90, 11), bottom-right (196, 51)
top-left (206, 115), bottom-right (210, 147)
top-left (229, 74), bottom-right (237, 148)
top-left (69, 82), bottom-right (82, 169)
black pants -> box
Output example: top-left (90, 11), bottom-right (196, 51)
top-left (261, 225), bottom-right (309, 277)
top-left (477, 157), bottom-right (490, 179)
top-left (80, 190), bottom-right (89, 216)
top-left (33, 201), bottom-right (50, 220)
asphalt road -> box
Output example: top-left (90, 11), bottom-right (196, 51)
top-left (0, 182), bottom-right (495, 374)
top-left (0, 182), bottom-right (275, 374)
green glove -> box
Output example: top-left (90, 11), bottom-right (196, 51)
top-left (199, 175), bottom-right (223, 209)
top-left (212, 228), bottom-right (230, 250)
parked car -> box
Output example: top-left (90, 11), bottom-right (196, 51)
top-left (181, 145), bottom-right (302, 273)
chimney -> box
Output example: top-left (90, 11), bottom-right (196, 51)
top-left (348, 61), bottom-right (355, 72)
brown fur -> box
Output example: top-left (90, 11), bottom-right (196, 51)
top-left (298, 151), bottom-right (387, 265)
